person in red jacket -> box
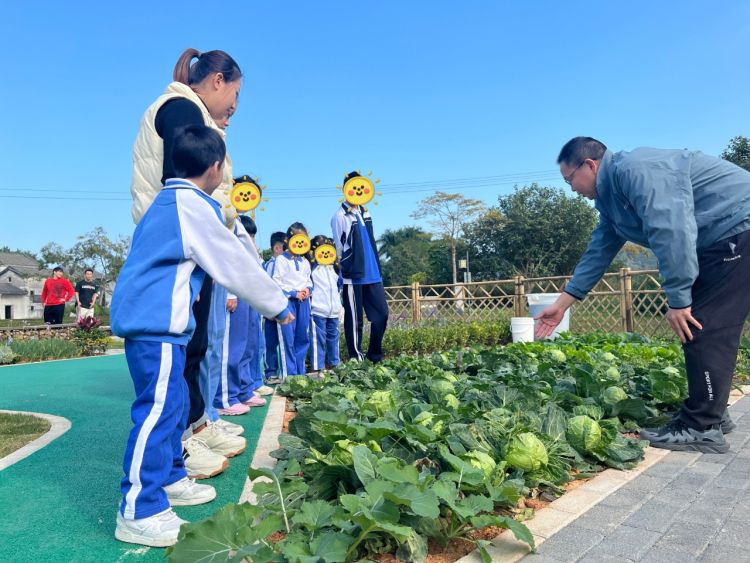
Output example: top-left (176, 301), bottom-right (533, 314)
top-left (42, 267), bottom-right (75, 325)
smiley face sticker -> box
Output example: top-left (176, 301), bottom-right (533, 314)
top-left (288, 233), bottom-right (311, 256)
top-left (230, 179), bottom-right (262, 213)
top-left (314, 242), bottom-right (337, 265)
top-left (339, 170), bottom-right (382, 206)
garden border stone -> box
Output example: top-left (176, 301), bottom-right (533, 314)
top-left (0, 409), bottom-right (72, 471)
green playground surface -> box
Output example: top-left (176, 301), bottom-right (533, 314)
top-left (0, 355), bottom-right (270, 563)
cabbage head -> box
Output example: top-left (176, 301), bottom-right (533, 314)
top-left (462, 450), bottom-right (497, 479)
top-left (444, 393), bottom-right (460, 410)
top-left (566, 415), bottom-right (603, 454)
top-left (602, 386), bottom-right (628, 405)
top-left (363, 390), bottom-right (395, 416)
top-left (505, 432), bottom-right (548, 471)
top-left (431, 380), bottom-right (456, 396)
top-left (601, 352), bottom-right (616, 362)
top-left (548, 349), bottom-right (567, 363)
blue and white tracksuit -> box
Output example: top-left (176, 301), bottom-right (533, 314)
top-left (309, 264), bottom-right (342, 370)
top-left (239, 306), bottom-right (264, 400)
top-left (198, 282), bottom-right (229, 422)
top-left (263, 257), bottom-right (280, 378)
top-left (111, 179), bottom-right (289, 520)
top-left (272, 252), bottom-right (313, 376)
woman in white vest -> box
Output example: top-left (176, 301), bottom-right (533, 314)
top-left (129, 48), bottom-right (244, 484)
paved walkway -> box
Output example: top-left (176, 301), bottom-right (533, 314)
top-left (524, 395), bottom-right (750, 563)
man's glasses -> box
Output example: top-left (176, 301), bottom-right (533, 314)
top-left (563, 161), bottom-right (585, 185)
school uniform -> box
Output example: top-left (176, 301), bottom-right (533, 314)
top-left (263, 258), bottom-right (280, 378)
top-left (272, 252), bottom-right (313, 376)
top-left (309, 263), bottom-right (342, 370)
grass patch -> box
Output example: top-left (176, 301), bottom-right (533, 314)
top-left (0, 413), bottom-right (51, 458)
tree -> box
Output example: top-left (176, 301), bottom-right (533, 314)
top-left (465, 184), bottom-right (598, 279)
top-left (378, 227), bottom-right (434, 286)
top-left (720, 136), bottom-right (750, 172)
top-left (411, 192), bottom-right (485, 286)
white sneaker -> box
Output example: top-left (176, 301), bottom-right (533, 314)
top-left (183, 436), bottom-right (228, 479)
top-left (254, 385), bottom-right (274, 396)
top-left (214, 418), bottom-right (244, 436)
top-left (197, 421), bottom-right (246, 458)
top-left (164, 477), bottom-right (216, 506)
top-left (115, 508), bottom-right (186, 547)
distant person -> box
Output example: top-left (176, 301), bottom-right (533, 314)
top-left (111, 125), bottom-right (292, 547)
top-left (263, 231), bottom-right (287, 384)
top-left (535, 137), bottom-right (750, 454)
top-left (75, 268), bottom-right (100, 321)
top-left (331, 171), bottom-right (389, 362)
top-left (129, 47), bottom-right (245, 480)
top-left (309, 235), bottom-right (342, 372)
top-left (41, 267), bottom-right (74, 325)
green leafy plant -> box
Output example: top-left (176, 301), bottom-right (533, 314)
top-left (0, 344), bottom-right (16, 364)
top-left (9, 339), bottom-right (80, 362)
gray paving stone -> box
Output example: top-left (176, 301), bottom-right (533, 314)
top-left (618, 474), bottom-right (670, 494)
top-left (582, 525), bottom-right (659, 560)
top-left (598, 488), bottom-right (649, 510)
top-left (728, 397), bottom-right (750, 413)
top-left (724, 431), bottom-right (750, 448)
top-left (710, 518), bottom-right (746, 549)
top-left (698, 542), bottom-right (749, 562)
top-left (577, 553), bottom-right (634, 563)
top-left (642, 460), bottom-right (689, 478)
top-left (623, 499), bottom-right (681, 533)
top-left (674, 502), bottom-right (732, 528)
top-left (698, 452), bottom-right (737, 465)
top-left (640, 546), bottom-right (699, 563)
top-left (684, 461), bottom-right (725, 476)
top-left (573, 503), bottom-right (634, 535)
top-left (725, 457), bottom-right (750, 475)
top-left (695, 483), bottom-right (744, 506)
top-left (657, 482), bottom-right (701, 506)
top-left (534, 525), bottom-right (604, 561)
top-left (735, 446), bottom-right (750, 459)
top-left (519, 554), bottom-right (564, 563)
top-left (728, 499), bottom-right (750, 520)
top-left (653, 520), bottom-right (718, 556)
top-left (713, 470), bottom-right (750, 490)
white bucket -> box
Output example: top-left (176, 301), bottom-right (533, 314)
top-left (511, 317), bottom-right (535, 343)
top-left (526, 293), bottom-right (570, 339)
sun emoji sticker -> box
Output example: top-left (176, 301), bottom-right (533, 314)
top-left (230, 175), bottom-right (268, 214)
top-left (338, 170), bottom-right (382, 206)
top-left (313, 239), bottom-right (337, 265)
top-left (288, 233), bottom-right (311, 256)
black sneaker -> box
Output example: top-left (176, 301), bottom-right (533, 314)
top-left (721, 410), bottom-right (736, 434)
top-left (639, 419), bottom-right (729, 454)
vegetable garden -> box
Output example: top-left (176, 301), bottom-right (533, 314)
top-left (165, 332), bottom-right (730, 563)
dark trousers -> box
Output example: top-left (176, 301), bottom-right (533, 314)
top-left (679, 229), bottom-right (750, 430)
top-left (184, 275), bottom-right (212, 429)
top-left (342, 282), bottom-right (389, 362)
top-left (43, 304), bottom-right (65, 325)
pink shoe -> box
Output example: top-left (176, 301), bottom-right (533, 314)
top-left (242, 395), bottom-right (267, 407)
top-left (217, 403), bottom-right (250, 416)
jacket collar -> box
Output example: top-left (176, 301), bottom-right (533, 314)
top-left (595, 149), bottom-right (615, 200)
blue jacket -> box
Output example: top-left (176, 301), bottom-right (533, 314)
top-left (112, 179), bottom-right (289, 344)
top-left (331, 203), bottom-right (381, 282)
top-left (566, 149), bottom-right (750, 308)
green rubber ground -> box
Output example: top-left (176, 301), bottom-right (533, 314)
top-left (0, 355), bottom-right (271, 562)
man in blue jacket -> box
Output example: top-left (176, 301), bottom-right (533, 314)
top-left (536, 137), bottom-right (750, 454)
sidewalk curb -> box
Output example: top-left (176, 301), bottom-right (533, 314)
top-left (0, 410), bottom-right (72, 471)
top-left (238, 392), bottom-right (287, 504)
top-left (456, 384), bottom-right (750, 562)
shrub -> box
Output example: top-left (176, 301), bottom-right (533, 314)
top-left (0, 345), bottom-right (16, 364)
top-left (71, 317), bottom-right (110, 356)
top-left (9, 339), bottom-right (80, 362)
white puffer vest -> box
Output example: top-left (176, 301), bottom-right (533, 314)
top-left (130, 82), bottom-right (236, 227)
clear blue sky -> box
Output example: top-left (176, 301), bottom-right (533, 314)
top-left (1, 1), bottom-right (748, 256)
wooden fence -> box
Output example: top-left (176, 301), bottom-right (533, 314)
top-left (384, 269), bottom-right (750, 339)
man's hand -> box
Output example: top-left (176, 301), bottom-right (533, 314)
top-left (278, 311), bottom-right (295, 325)
top-left (666, 307), bottom-right (702, 343)
top-left (226, 298), bottom-right (238, 313)
top-left (534, 292), bottom-right (577, 339)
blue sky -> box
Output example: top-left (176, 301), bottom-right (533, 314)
top-left (1, 1), bottom-right (748, 256)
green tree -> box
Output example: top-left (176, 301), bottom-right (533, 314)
top-left (466, 184), bottom-right (597, 279)
top-left (411, 192), bottom-right (485, 286)
top-left (720, 135), bottom-right (750, 171)
top-left (378, 227), bottom-right (434, 286)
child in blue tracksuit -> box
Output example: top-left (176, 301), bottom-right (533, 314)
top-left (111, 126), bottom-right (291, 547)
top-left (309, 235), bottom-right (342, 371)
top-left (263, 231), bottom-right (286, 383)
top-left (272, 223), bottom-right (313, 377)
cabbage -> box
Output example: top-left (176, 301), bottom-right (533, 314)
top-left (601, 352), bottom-right (616, 362)
top-left (462, 450), bottom-right (497, 478)
top-left (505, 432), bottom-right (548, 471)
top-left (602, 386), bottom-right (628, 405)
top-left (439, 372), bottom-right (459, 383)
top-left (431, 380), bottom-right (456, 396)
top-left (363, 390), bottom-right (395, 416)
top-left (566, 415), bottom-right (603, 454)
top-left (548, 349), bottom-right (567, 363)
top-left (444, 394), bottom-right (460, 410)
top-left (605, 366), bottom-right (620, 380)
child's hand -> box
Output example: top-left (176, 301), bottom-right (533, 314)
top-left (297, 288), bottom-right (309, 300)
top-left (278, 311), bottom-right (295, 325)
top-left (226, 298), bottom-right (238, 312)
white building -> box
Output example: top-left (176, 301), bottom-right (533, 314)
top-left (0, 252), bottom-right (49, 320)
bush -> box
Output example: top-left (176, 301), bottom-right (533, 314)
top-left (72, 317), bottom-right (109, 356)
top-left (9, 339), bottom-right (80, 362)
top-left (0, 345), bottom-right (16, 364)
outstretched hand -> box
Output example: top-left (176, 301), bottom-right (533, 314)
top-left (666, 307), bottom-right (702, 343)
top-left (534, 305), bottom-right (567, 339)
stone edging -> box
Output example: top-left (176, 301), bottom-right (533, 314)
top-left (456, 383), bottom-right (750, 562)
top-left (0, 410), bottom-right (72, 471)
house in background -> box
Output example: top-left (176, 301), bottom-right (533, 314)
top-left (0, 252), bottom-right (50, 320)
